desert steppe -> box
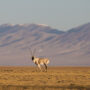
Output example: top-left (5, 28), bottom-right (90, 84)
top-left (0, 67), bottom-right (90, 90)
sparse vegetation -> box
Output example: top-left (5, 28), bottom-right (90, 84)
top-left (0, 67), bottom-right (90, 90)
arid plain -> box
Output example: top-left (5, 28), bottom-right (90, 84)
top-left (0, 67), bottom-right (90, 90)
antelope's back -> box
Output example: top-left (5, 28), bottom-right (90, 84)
top-left (38, 58), bottom-right (50, 65)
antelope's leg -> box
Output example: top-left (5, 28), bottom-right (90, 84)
top-left (41, 65), bottom-right (45, 72)
top-left (38, 64), bottom-right (42, 71)
top-left (44, 64), bottom-right (47, 71)
top-left (35, 65), bottom-right (38, 72)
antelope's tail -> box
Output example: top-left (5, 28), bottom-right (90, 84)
top-left (46, 59), bottom-right (50, 64)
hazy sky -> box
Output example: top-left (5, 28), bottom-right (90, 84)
top-left (0, 0), bottom-right (90, 31)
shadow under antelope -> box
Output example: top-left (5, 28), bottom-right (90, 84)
top-left (30, 49), bottom-right (50, 72)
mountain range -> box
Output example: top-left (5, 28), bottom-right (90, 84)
top-left (0, 23), bottom-right (90, 66)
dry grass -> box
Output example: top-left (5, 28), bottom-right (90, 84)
top-left (0, 66), bottom-right (90, 90)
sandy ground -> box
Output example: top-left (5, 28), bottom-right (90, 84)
top-left (0, 66), bottom-right (90, 90)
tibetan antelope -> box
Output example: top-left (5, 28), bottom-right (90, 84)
top-left (30, 49), bottom-right (50, 72)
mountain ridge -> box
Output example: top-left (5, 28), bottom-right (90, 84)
top-left (0, 23), bottom-right (90, 66)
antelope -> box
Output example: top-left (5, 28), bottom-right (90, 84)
top-left (30, 49), bottom-right (50, 72)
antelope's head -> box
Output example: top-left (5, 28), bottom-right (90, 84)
top-left (30, 48), bottom-right (36, 61)
top-left (32, 56), bottom-right (34, 61)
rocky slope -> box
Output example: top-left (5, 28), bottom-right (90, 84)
top-left (0, 23), bottom-right (90, 66)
